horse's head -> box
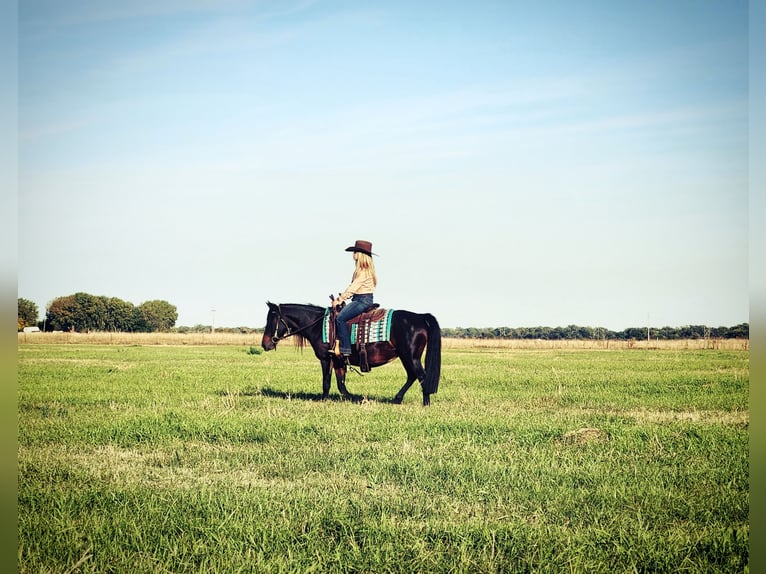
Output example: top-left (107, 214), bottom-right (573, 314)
top-left (261, 302), bottom-right (324, 352)
top-left (261, 302), bottom-right (285, 351)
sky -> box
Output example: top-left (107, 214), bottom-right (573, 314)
top-left (17, 0), bottom-right (749, 331)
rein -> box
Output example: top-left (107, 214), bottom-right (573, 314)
top-left (271, 305), bottom-right (325, 344)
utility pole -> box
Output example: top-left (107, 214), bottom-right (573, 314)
top-left (211, 308), bottom-right (216, 334)
top-left (647, 312), bottom-right (650, 344)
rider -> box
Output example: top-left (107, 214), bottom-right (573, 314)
top-left (333, 240), bottom-right (377, 357)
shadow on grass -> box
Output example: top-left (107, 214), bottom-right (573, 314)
top-left (216, 386), bottom-right (398, 404)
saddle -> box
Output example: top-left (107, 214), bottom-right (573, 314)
top-left (329, 302), bottom-right (387, 372)
top-left (353, 304), bottom-right (387, 325)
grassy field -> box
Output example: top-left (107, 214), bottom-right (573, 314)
top-left (18, 340), bottom-right (749, 573)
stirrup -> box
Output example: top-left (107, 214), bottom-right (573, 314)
top-left (347, 362), bottom-right (364, 376)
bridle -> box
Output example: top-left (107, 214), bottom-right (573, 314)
top-left (269, 304), bottom-right (325, 344)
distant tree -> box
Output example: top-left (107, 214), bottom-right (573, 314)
top-left (439, 322), bottom-right (747, 340)
top-left (46, 295), bottom-right (77, 331)
top-left (532, 326), bottom-right (551, 339)
top-left (42, 293), bottom-right (179, 333)
top-left (138, 300), bottom-right (178, 332)
top-left (622, 327), bottom-right (645, 340)
top-left (74, 292), bottom-right (107, 331)
top-left (103, 297), bottom-right (141, 331)
top-left (727, 323), bottom-right (749, 338)
top-left (18, 298), bottom-right (38, 331)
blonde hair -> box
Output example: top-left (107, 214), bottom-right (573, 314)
top-left (354, 253), bottom-right (378, 287)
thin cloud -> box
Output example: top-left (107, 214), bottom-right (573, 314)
top-left (23, 0), bottom-right (250, 26)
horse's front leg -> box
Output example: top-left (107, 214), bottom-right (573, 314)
top-left (320, 358), bottom-right (332, 400)
top-left (332, 358), bottom-right (353, 400)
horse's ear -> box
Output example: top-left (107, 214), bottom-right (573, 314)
top-left (266, 301), bottom-right (277, 310)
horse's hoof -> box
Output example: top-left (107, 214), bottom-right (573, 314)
top-left (392, 396), bottom-right (403, 405)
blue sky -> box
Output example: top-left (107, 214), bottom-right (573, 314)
top-left (17, 0), bottom-right (749, 330)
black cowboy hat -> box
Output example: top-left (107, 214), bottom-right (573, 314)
top-left (345, 240), bottom-right (377, 256)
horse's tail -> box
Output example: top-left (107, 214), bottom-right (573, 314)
top-left (423, 313), bottom-right (441, 395)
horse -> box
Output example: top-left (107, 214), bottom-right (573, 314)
top-left (260, 302), bottom-right (441, 406)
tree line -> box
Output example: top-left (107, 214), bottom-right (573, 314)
top-left (18, 294), bottom-right (178, 333)
top-left (442, 324), bottom-right (749, 340)
top-left (19, 295), bottom-right (749, 340)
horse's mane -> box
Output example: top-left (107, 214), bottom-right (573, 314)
top-left (280, 302), bottom-right (324, 313)
top-left (279, 303), bottom-right (324, 352)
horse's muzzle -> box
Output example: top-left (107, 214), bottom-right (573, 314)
top-left (261, 336), bottom-right (277, 351)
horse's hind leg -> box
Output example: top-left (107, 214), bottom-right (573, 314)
top-left (392, 375), bottom-right (417, 404)
top-left (393, 345), bottom-right (428, 404)
top-left (393, 374), bottom-right (430, 405)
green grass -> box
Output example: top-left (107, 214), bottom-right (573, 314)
top-left (18, 344), bottom-right (749, 573)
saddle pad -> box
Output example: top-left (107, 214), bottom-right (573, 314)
top-left (322, 308), bottom-right (395, 344)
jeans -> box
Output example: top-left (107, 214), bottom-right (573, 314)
top-left (336, 293), bottom-right (373, 354)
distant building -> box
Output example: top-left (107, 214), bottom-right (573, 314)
top-left (23, 326), bottom-right (40, 333)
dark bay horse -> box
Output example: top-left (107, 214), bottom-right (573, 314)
top-left (261, 302), bottom-right (441, 406)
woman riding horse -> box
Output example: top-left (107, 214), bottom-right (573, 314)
top-left (332, 240), bottom-right (378, 358)
top-left (261, 301), bottom-right (441, 406)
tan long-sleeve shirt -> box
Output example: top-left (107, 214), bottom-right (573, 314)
top-left (339, 269), bottom-right (376, 301)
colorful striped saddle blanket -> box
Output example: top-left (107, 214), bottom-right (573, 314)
top-left (322, 307), bottom-right (395, 345)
